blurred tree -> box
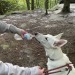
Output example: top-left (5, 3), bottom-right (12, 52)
top-left (36, 0), bottom-right (40, 8)
top-left (62, 0), bottom-right (70, 13)
top-left (45, 0), bottom-right (49, 15)
top-left (31, 0), bottom-right (34, 10)
top-left (26, 0), bottom-right (30, 10)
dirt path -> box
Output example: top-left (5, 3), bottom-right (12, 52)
top-left (0, 5), bottom-right (75, 67)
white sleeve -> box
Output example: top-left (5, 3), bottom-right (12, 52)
top-left (0, 61), bottom-right (39, 75)
top-left (0, 21), bottom-right (22, 34)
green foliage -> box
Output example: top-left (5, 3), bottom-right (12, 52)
top-left (0, 0), bottom-right (18, 15)
top-left (0, 0), bottom-right (59, 15)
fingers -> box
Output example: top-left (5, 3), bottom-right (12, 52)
top-left (38, 66), bottom-right (45, 75)
top-left (41, 68), bottom-right (45, 72)
top-left (41, 69), bottom-right (45, 75)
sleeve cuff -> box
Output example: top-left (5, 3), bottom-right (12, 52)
top-left (30, 66), bottom-right (39, 75)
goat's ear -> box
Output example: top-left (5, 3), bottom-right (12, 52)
top-left (54, 39), bottom-right (67, 47)
top-left (54, 33), bottom-right (63, 39)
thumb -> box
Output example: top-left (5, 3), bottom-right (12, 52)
top-left (38, 68), bottom-right (45, 75)
top-left (41, 68), bottom-right (45, 72)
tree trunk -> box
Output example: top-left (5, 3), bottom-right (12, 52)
top-left (62, 0), bottom-right (70, 13)
top-left (36, 0), bottom-right (39, 8)
top-left (31, 0), bottom-right (34, 10)
top-left (26, 0), bottom-right (30, 10)
top-left (45, 0), bottom-right (49, 15)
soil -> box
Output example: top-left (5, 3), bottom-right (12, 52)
top-left (0, 6), bottom-right (75, 68)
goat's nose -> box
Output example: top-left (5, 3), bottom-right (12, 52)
top-left (34, 32), bottom-right (38, 36)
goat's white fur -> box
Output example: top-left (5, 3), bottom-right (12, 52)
top-left (35, 33), bottom-right (75, 75)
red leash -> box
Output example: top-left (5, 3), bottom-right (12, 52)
top-left (44, 63), bottom-right (72, 75)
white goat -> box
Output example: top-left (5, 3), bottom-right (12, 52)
top-left (34, 32), bottom-right (75, 75)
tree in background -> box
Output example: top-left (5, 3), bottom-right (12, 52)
top-left (62, 0), bottom-right (70, 13)
top-left (26, 0), bottom-right (34, 10)
top-left (45, 0), bottom-right (49, 15)
top-left (36, 0), bottom-right (40, 8)
top-left (31, 0), bottom-right (34, 10)
top-left (26, 0), bottom-right (30, 10)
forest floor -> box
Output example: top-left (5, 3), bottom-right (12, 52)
top-left (0, 4), bottom-right (75, 68)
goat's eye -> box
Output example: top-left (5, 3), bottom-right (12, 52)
top-left (45, 37), bottom-right (48, 40)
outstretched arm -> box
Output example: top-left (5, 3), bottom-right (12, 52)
top-left (0, 21), bottom-right (26, 36)
top-left (0, 61), bottom-right (44, 75)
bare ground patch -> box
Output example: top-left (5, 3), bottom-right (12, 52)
top-left (0, 9), bottom-right (75, 68)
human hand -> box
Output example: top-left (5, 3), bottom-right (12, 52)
top-left (38, 66), bottom-right (45, 75)
top-left (20, 29), bottom-right (27, 38)
top-left (29, 66), bottom-right (45, 75)
top-left (20, 29), bottom-right (33, 40)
